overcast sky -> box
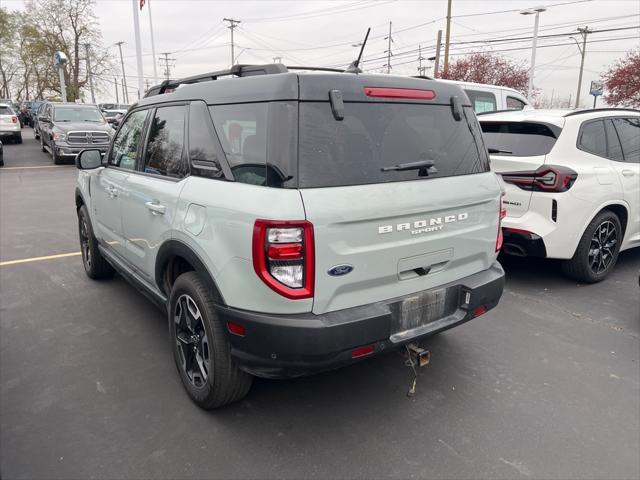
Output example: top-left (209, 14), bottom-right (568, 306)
top-left (7, 0), bottom-right (640, 104)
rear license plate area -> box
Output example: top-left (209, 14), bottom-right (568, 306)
top-left (390, 286), bottom-right (459, 334)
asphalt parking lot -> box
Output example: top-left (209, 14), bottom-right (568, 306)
top-left (1, 128), bottom-right (639, 480)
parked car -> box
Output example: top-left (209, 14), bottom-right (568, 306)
top-left (29, 99), bottom-right (46, 127)
top-left (437, 80), bottom-right (531, 113)
top-left (39, 103), bottom-right (112, 164)
top-left (75, 64), bottom-right (506, 408)
top-left (0, 140), bottom-right (4, 166)
top-left (0, 103), bottom-right (22, 144)
top-left (32, 101), bottom-right (50, 140)
top-left (101, 104), bottom-right (129, 127)
top-left (479, 108), bottom-right (639, 282)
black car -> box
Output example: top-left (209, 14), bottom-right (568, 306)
top-left (39, 103), bottom-right (113, 164)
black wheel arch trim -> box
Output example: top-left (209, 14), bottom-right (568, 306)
top-left (75, 187), bottom-right (86, 209)
top-left (155, 239), bottom-right (226, 306)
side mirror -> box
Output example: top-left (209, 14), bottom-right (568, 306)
top-left (38, 115), bottom-right (49, 123)
top-left (76, 149), bottom-right (103, 170)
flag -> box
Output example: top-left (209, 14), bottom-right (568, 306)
top-left (140, 0), bottom-right (145, 10)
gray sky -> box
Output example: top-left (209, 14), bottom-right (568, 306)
top-left (8, 0), bottom-right (640, 103)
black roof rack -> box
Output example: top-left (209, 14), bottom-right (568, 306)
top-left (564, 107), bottom-right (640, 117)
top-left (144, 63), bottom-right (288, 98)
top-left (287, 66), bottom-right (345, 73)
top-left (412, 75), bottom-right (434, 81)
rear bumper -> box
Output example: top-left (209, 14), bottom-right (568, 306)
top-left (502, 228), bottom-right (547, 258)
top-left (0, 127), bottom-right (20, 135)
top-left (217, 261), bottom-right (505, 379)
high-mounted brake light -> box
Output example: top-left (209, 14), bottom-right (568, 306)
top-left (501, 165), bottom-right (578, 192)
top-left (253, 220), bottom-right (314, 299)
top-left (496, 193), bottom-right (507, 252)
top-left (364, 87), bottom-right (436, 100)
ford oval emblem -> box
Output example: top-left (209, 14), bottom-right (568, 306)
top-left (328, 264), bottom-right (354, 277)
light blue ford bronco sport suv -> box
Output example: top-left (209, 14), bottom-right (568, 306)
top-left (75, 64), bottom-right (505, 408)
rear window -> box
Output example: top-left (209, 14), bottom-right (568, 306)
top-left (0, 106), bottom-right (14, 115)
top-left (465, 90), bottom-right (497, 113)
top-left (298, 103), bottom-right (489, 188)
top-left (481, 121), bottom-right (559, 156)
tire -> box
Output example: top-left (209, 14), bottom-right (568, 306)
top-left (77, 205), bottom-right (114, 279)
top-left (14, 133), bottom-right (22, 144)
top-left (51, 141), bottom-right (62, 164)
top-left (169, 271), bottom-right (253, 409)
top-left (561, 210), bottom-right (622, 283)
top-left (40, 135), bottom-right (47, 153)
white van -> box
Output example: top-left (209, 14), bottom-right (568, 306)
top-left (437, 79), bottom-right (531, 113)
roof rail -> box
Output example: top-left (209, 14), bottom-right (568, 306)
top-left (564, 107), bottom-right (640, 117)
top-left (144, 63), bottom-right (288, 98)
top-left (412, 75), bottom-right (434, 80)
top-left (287, 66), bottom-right (345, 73)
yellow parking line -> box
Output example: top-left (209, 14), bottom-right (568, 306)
top-left (0, 165), bottom-right (72, 170)
top-left (0, 251), bottom-right (81, 267)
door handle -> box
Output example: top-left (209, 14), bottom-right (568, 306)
top-left (622, 169), bottom-right (635, 177)
top-left (145, 201), bottom-right (166, 215)
top-left (106, 186), bottom-right (118, 198)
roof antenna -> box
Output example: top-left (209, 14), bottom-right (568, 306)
top-left (345, 27), bottom-right (371, 74)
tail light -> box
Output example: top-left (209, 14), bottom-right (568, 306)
top-left (11, 116), bottom-right (17, 123)
top-left (501, 165), bottom-right (577, 192)
top-left (253, 220), bottom-right (314, 299)
top-left (496, 193), bottom-right (507, 252)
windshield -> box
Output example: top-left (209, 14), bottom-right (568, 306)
top-left (480, 121), bottom-right (560, 156)
top-left (54, 107), bottom-right (105, 123)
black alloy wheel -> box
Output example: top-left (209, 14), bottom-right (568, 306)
top-left (174, 294), bottom-right (211, 389)
top-left (588, 220), bottom-right (617, 275)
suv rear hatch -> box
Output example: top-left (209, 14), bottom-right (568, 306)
top-left (297, 75), bottom-right (502, 315)
top-left (479, 119), bottom-right (563, 217)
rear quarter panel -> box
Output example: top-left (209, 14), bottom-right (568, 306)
top-left (174, 177), bottom-right (311, 314)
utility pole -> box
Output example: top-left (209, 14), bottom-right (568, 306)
top-left (385, 21), bottom-right (393, 74)
top-left (223, 18), bottom-right (241, 66)
top-left (115, 42), bottom-right (129, 104)
top-left (84, 43), bottom-right (96, 104)
top-left (417, 45), bottom-right (425, 76)
top-left (114, 77), bottom-right (119, 103)
top-left (159, 52), bottom-right (175, 80)
top-left (273, 56), bottom-right (282, 63)
top-left (575, 26), bottom-right (591, 109)
top-left (443, 0), bottom-right (452, 75)
top-left (433, 29), bottom-right (443, 78)
top-left (145, 78), bottom-right (150, 92)
top-left (132, 0), bottom-right (145, 100)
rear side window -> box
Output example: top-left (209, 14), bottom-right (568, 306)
top-left (188, 101), bottom-right (227, 179)
top-left (481, 121), bottom-right (559, 156)
top-left (506, 96), bottom-right (526, 110)
top-left (209, 102), bottom-right (297, 188)
top-left (612, 117), bottom-right (640, 163)
top-left (0, 106), bottom-right (14, 115)
top-left (578, 120), bottom-right (607, 158)
top-left (298, 103), bottom-right (489, 188)
top-left (465, 89), bottom-right (497, 113)
top-left (143, 105), bottom-right (188, 178)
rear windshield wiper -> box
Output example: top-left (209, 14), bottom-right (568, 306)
top-left (381, 160), bottom-right (438, 176)
top-left (488, 148), bottom-right (513, 154)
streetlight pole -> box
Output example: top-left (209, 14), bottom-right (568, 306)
top-left (520, 6), bottom-right (546, 101)
top-left (115, 42), bottom-right (129, 104)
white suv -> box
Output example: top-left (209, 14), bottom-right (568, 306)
top-left (479, 108), bottom-right (639, 282)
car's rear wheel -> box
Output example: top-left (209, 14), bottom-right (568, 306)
top-left (562, 210), bottom-right (622, 283)
top-left (78, 205), bottom-right (114, 279)
top-left (13, 133), bottom-right (22, 144)
top-left (169, 272), bottom-right (253, 409)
